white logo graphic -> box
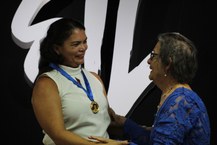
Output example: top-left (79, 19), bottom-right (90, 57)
top-left (11, 0), bottom-right (151, 115)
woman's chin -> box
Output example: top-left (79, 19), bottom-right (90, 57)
top-left (149, 75), bottom-right (153, 81)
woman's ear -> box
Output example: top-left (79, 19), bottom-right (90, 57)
top-left (165, 57), bottom-right (172, 73)
top-left (54, 45), bottom-right (60, 55)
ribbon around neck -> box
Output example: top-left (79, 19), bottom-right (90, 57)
top-left (49, 63), bottom-right (94, 102)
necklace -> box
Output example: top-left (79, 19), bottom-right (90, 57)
top-left (157, 86), bottom-right (173, 110)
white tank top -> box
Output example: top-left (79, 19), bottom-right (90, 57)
top-left (42, 65), bottom-right (110, 145)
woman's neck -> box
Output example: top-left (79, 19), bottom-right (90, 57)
top-left (157, 83), bottom-right (191, 110)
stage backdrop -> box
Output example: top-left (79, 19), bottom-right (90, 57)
top-left (2, 0), bottom-right (216, 145)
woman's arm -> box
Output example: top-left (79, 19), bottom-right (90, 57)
top-left (108, 108), bottom-right (151, 145)
top-left (31, 76), bottom-right (97, 145)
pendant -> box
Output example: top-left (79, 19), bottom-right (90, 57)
top-left (90, 101), bottom-right (99, 114)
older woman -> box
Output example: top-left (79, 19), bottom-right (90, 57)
top-left (92, 32), bottom-right (211, 145)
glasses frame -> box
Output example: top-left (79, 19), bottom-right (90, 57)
top-left (150, 51), bottom-right (159, 60)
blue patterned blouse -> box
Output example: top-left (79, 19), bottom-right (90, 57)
top-left (124, 87), bottom-right (210, 145)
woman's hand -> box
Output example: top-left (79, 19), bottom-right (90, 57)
top-left (108, 107), bottom-right (126, 126)
top-left (88, 136), bottom-right (129, 145)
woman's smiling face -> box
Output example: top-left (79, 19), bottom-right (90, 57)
top-left (147, 42), bottom-right (165, 83)
top-left (55, 28), bottom-right (88, 68)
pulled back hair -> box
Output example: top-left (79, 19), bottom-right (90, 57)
top-left (158, 32), bottom-right (198, 83)
top-left (38, 18), bottom-right (85, 77)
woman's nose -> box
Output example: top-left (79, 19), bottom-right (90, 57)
top-left (80, 44), bottom-right (87, 51)
top-left (147, 57), bottom-right (151, 64)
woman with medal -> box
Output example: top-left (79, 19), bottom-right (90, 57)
top-left (31, 18), bottom-right (129, 145)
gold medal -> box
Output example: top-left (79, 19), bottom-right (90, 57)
top-left (90, 101), bottom-right (99, 114)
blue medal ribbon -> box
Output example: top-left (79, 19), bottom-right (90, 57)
top-left (49, 63), bottom-right (94, 102)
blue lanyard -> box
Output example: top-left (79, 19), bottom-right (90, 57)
top-left (49, 63), bottom-right (94, 101)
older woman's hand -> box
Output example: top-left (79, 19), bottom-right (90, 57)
top-left (108, 107), bottom-right (127, 126)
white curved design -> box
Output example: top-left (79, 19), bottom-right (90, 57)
top-left (11, 0), bottom-right (151, 116)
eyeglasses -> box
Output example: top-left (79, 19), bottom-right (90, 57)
top-left (150, 52), bottom-right (159, 60)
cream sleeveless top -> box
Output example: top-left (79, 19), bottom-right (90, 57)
top-left (42, 65), bottom-right (110, 145)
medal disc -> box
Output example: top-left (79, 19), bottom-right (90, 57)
top-left (90, 101), bottom-right (99, 114)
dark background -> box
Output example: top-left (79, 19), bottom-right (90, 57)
top-left (2, 0), bottom-right (216, 144)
